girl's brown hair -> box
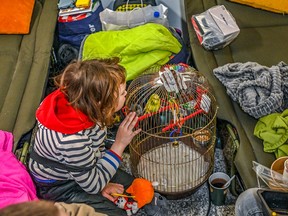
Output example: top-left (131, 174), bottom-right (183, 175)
top-left (0, 200), bottom-right (60, 216)
top-left (54, 57), bottom-right (126, 127)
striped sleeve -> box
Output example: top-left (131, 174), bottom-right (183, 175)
top-left (30, 123), bottom-right (121, 194)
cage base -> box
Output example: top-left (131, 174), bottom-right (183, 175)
top-left (155, 176), bottom-right (209, 200)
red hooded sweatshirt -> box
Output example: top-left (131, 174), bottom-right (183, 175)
top-left (36, 89), bottom-right (94, 134)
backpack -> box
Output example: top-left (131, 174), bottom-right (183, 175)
top-left (58, 0), bottom-right (104, 48)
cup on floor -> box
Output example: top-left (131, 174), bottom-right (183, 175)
top-left (208, 172), bottom-right (231, 206)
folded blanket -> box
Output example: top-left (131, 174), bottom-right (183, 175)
top-left (81, 23), bottom-right (181, 81)
top-left (213, 61), bottom-right (288, 119)
top-left (254, 109), bottom-right (288, 158)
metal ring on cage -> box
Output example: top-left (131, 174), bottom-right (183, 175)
top-left (169, 128), bottom-right (183, 139)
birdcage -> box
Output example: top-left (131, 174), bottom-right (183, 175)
top-left (124, 64), bottom-right (218, 198)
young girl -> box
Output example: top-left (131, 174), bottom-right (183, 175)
top-left (28, 58), bottom-right (141, 216)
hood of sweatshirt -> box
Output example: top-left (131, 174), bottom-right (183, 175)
top-left (36, 89), bottom-right (94, 134)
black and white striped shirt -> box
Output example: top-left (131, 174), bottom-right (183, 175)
top-left (29, 122), bottom-right (121, 194)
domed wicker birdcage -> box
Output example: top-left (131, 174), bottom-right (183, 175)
top-left (123, 63), bottom-right (218, 198)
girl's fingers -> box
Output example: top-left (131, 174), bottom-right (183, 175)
top-left (104, 193), bottom-right (115, 202)
top-left (116, 186), bottom-right (124, 194)
top-left (133, 128), bottom-right (142, 136)
top-left (112, 183), bottom-right (124, 192)
top-left (128, 116), bottom-right (138, 130)
top-left (122, 112), bottom-right (136, 128)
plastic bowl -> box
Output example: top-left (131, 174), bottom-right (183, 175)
top-left (271, 156), bottom-right (288, 174)
top-left (269, 156), bottom-right (288, 192)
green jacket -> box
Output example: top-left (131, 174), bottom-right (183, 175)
top-left (81, 23), bottom-right (181, 81)
top-left (254, 109), bottom-right (288, 158)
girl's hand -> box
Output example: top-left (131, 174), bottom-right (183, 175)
top-left (101, 183), bottom-right (124, 202)
top-left (111, 112), bottom-right (141, 156)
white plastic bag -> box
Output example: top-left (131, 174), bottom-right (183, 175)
top-left (99, 4), bottom-right (169, 31)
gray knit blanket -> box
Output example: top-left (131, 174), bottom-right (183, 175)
top-left (213, 61), bottom-right (288, 119)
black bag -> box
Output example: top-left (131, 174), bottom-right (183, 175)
top-left (257, 189), bottom-right (288, 216)
top-left (113, 0), bottom-right (156, 11)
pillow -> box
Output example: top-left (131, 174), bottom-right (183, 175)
top-left (0, 0), bottom-right (35, 34)
top-left (229, 0), bottom-right (288, 14)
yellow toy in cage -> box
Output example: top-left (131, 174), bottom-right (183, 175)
top-left (124, 63), bottom-right (218, 198)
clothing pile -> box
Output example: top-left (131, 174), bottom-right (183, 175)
top-left (213, 61), bottom-right (288, 119)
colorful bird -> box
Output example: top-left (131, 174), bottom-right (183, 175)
top-left (113, 114), bottom-right (121, 124)
top-left (168, 97), bottom-right (179, 116)
top-left (144, 93), bottom-right (161, 114)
